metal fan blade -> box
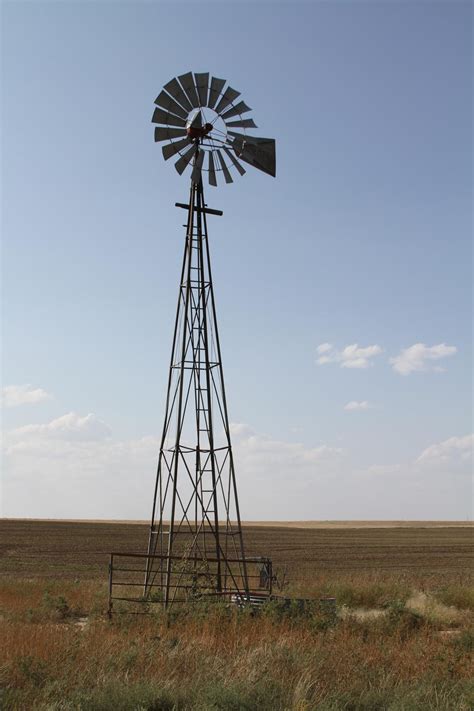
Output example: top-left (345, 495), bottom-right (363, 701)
top-left (174, 144), bottom-right (196, 175)
top-left (227, 130), bottom-right (266, 145)
top-left (191, 150), bottom-right (205, 184)
top-left (163, 77), bottom-right (193, 112)
top-left (223, 147), bottom-right (246, 176)
top-left (216, 150), bottom-right (233, 184)
top-left (220, 101), bottom-right (252, 121)
top-left (194, 72), bottom-right (209, 107)
top-left (207, 76), bottom-right (226, 109)
top-left (215, 87), bottom-right (241, 115)
top-left (225, 118), bottom-right (258, 129)
top-left (154, 90), bottom-right (188, 120)
top-left (178, 71), bottom-right (200, 108)
top-left (231, 135), bottom-right (276, 178)
top-left (152, 107), bottom-right (186, 128)
top-left (227, 130), bottom-right (247, 142)
top-left (154, 126), bottom-right (187, 142)
top-left (162, 136), bottom-right (191, 160)
top-left (208, 151), bottom-right (217, 186)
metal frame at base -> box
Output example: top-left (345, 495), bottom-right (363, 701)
top-left (108, 551), bottom-right (273, 615)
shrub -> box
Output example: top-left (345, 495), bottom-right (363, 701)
top-left (385, 599), bottom-right (425, 636)
top-left (453, 629), bottom-right (474, 653)
top-left (42, 592), bottom-right (70, 621)
top-left (436, 586), bottom-right (474, 611)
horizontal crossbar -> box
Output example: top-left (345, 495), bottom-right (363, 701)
top-left (175, 202), bottom-right (223, 217)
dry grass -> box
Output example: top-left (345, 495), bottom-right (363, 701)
top-left (0, 520), bottom-right (473, 709)
top-left (1, 578), bottom-right (473, 710)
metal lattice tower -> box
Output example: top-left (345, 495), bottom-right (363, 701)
top-left (143, 72), bottom-right (276, 607)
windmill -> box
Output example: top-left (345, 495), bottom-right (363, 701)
top-left (143, 72), bottom-right (276, 608)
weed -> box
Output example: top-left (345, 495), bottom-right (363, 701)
top-left (453, 629), bottom-right (474, 653)
top-left (16, 655), bottom-right (49, 687)
top-left (385, 599), bottom-right (425, 636)
top-left (42, 592), bottom-right (70, 621)
top-left (436, 586), bottom-right (474, 611)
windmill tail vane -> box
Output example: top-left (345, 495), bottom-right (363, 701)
top-left (107, 72), bottom-right (275, 613)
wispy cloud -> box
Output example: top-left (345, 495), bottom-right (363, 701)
top-left (417, 433), bottom-right (473, 464)
top-left (2, 414), bottom-right (472, 520)
top-left (230, 422), bottom-right (343, 469)
top-left (2, 414), bottom-right (344, 519)
top-left (390, 343), bottom-right (457, 375)
top-left (2, 384), bottom-right (52, 408)
top-left (316, 343), bottom-right (383, 369)
top-left (6, 413), bottom-right (112, 453)
top-left (344, 400), bottom-right (371, 411)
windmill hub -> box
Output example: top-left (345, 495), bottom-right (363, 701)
top-left (186, 122), bottom-right (213, 140)
top-left (185, 108), bottom-right (220, 141)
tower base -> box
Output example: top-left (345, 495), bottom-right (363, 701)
top-left (107, 550), bottom-right (272, 615)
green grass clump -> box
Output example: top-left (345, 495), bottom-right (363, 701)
top-left (436, 585), bottom-right (474, 611)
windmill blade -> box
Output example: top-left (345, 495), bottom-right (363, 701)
top-left (215, 87), bottom-right (241, 115)
top-left (231, 135), bottom-right (276, 178)
top-left (216, 150), bottom-right (233, 184)
top-left (220, 101), bottom-right (252, 121)
top-left (174, 144), bottom-right (196, 175)
top-left (191, 149), bottom-right (205, 184)
top-left (227, 130), bottom-right (247, 142)
top-left (208, 151), bottom-right (217, 187)
top-left (223, 147), bottom-right (246, 176)
top-left (207, 76), bottom-right (226, 109)
top-left (178, 72), bottom-right (200, 108)
top-left (194, 72), bottom-right (209, 107)
top-left (227, 130), bottom-right (265, 144)
top-left (162, 136), bottom-right (191, 160)
top-left (154, 90), bottom-right (188, 120)
top-left (154, 126), bottom-right (187, 142)
top-left (152, 107), bottom-right (186, 128)
top-left (225, 118), bottom-right (258, 129)
top-left (163, 77), bottom-right (193, 112)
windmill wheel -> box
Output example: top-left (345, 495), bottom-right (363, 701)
top-left (152, 71), bottom-right (276, 186)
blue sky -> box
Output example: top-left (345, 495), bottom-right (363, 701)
top-left (2, 0), bottom-right (472, 520)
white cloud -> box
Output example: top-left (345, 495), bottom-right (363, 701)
top-left (228, 423), bottom-right (349, 518)
top-left (417, 434), bottom-right (473, 464)
top-left (316, 343), bottom-right (383, 369)
top-left (390, 343), bottom-right (457, 375)
top-left (230, 422), bottom-right (343, 465)
top-left (2, 413), bottom-right (159, 519)
top-left (2, 414), bottom-right (343, 519)
top-left (344, 400), bottom-right (371, 411)
top-left (316, 343), bottom-right (333, 355)
top-left (2, 384), bottom-right (52, 408)
top-left (6, 412), bottom-right (112, 452)
top-left (2, 412), bottom-right (472, 521)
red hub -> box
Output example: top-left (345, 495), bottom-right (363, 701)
top-left (186, 122), bottom-right (213, 140)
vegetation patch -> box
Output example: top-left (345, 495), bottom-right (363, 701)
top-left (1, 521), bottom-right (473, 710)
